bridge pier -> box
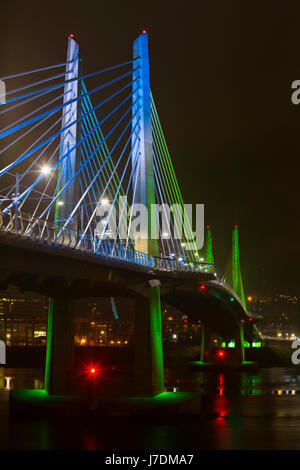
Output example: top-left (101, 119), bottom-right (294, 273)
top-left (44, 297), bottom-right (75, 395)
top-left (134, 286), bottom-right (164, 396)
top-left (235, 319), bottom-right (245, 363)
top-left (200, 324), bottom-right (211, 362)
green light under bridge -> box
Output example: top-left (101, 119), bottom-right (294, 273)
top-left (220, 340), bottom-right (261, 348)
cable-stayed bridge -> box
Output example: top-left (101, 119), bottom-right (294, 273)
top-left (0, 32), bottom-right (260, 408)
top-left (0, 33), bottom-right (209, 274)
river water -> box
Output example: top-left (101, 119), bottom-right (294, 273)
top-left (2, 367), bottom-right (300, 449)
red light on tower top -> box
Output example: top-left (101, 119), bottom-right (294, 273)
top-left (141, 29), bottom-right (147, 34)
top-left (206, 225), bottom-right (210, 229)
top-left (234, 224), bottom-right (238, 229)
top-left (69, 33), bottom-right (75, 38)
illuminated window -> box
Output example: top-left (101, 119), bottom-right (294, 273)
top-left (34, 330), bottom-right (46, 338)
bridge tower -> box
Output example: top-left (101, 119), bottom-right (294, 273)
top-left (232, 225), bottom-right (246, 363)
top-left (232, 225), bottom-right (246, 310)
top-left (131, 32), bottom-right (164, 396)
top-left (205, 225), bottom-right (214, 264)
top-left (132, 31), bottom-right (157, 256)
top-left (45, 36), bottom-right (80, 395)
top-left (55, 35), bottom-right (80, 230)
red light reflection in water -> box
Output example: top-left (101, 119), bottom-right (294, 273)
top-left (214, 373), bottom-right (230, 419)
top-left (217, 373), bottom-right (225, 396)
top-left (82, 432), bottom-right (98, 450)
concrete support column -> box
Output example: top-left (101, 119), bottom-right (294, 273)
top-left (235, 319), bottom-right (245, 363)
top-left (200, 324), bottom-right (211, 362)
top-left (45, 297), bottom-right (75, 395)
top-left (134, 286), bottom-right (164, 396)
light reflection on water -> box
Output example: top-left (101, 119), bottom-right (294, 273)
top-left (2, 366), bottom-right (300, 395)
top-left (0, 367), bottom-right (44, 391)
top-left (2, 367), bottom-right (300, 449)
top-left (164, 366), bottom-right (300, 396)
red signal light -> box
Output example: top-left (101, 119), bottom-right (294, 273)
top-left (217, 350), bottom-right (225, 359)
top-left (85, 363), bottom-right (100, 379)
top-left (200, 284), bottom-right (206, 291)
top-left (69, 33), bottom-right (75, 38)
top-left (184, 319), bottom-right (188, 324)
top-left (248, 317), bottom-right (253, 322)
top-left (142, 29), bottom-right (147, 34)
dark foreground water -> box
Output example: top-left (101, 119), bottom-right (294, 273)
top-left (2, 367), bottom-right (300, 449)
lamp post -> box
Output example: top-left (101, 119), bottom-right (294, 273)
top-left (9, 166), bottom-right (52, 232)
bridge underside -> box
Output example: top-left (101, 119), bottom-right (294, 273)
top-left (0, 231), bottom-right (257, 345)
top-left (0, 231), bottom-right (214, 298)
top-left (162, 283), bottom-right (258, 343)
top-left (0, 231), bottom-right (258, 401)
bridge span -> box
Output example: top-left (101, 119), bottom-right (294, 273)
top-left (0, 31), bottom-right (260, 415)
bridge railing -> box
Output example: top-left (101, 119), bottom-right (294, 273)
top-left (0, 211), bottom-right (214, 275)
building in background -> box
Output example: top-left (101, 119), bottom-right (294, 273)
top-left (0, 286), bottom-right (47, 346)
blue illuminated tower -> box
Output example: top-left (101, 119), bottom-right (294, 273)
top-left (131, 31), bottom-right (164, 396)
top-left (55, 35), bottom-right (80, 229)
top-left (132, 31), bottom-right (157, 256)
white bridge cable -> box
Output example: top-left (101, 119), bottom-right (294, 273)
top-left (79, 121), bottom-right (126, 239)
top-left (99, 128), bottom-right (141, 252)
top-left (125, 125), bottom-right (142, 251)
top-left (80, 114), bottom-right (115, 205)
top-left (74, 109), bottom-right (140, 241)
top-left (151, 93), bottom-right (199, 262)
top-left (1, 89), bottom-right (71, 134)
top-left (79, 88), bottom-right (136, 243)
top-left (0, 105), bottom-right (64, 158)
top-left (0, 61), bottom-right (74, 81)
top-left (22, 140), bottom-right (65, 229)
top-left (114, 139), bottom-right (141, 251)
top-left (0, 86), bottom-right (67, 118)
top-left (1, 89), bottom-right (134, 215)
top-left (80, 82), bottom-right (132, 225)
top-left (0, 101), bottom-right (75, 213)
top-left (37, 102), bottom-right (137, 230)
top-left (0, 80), bottom-right (135, 178)
top-left (153, 141), bottom-right (185, 259)
top-left (152, 114), bottom-right (198, 263)
top-left (78, 97), bottom-right (133, 234)
top-left (1, 60), bottom-right (138, 107)
top-left (153, 153), bottom-right (178, 258)
top-left (0, 71), bottom-right (134, 140)
top-left (4, 71), bottom-right (68, 99)
top-left (0, 114), bottom-right (66, 209)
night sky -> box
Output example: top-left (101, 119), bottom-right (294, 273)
top-left (1, 1), bottom-right (299, 296)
